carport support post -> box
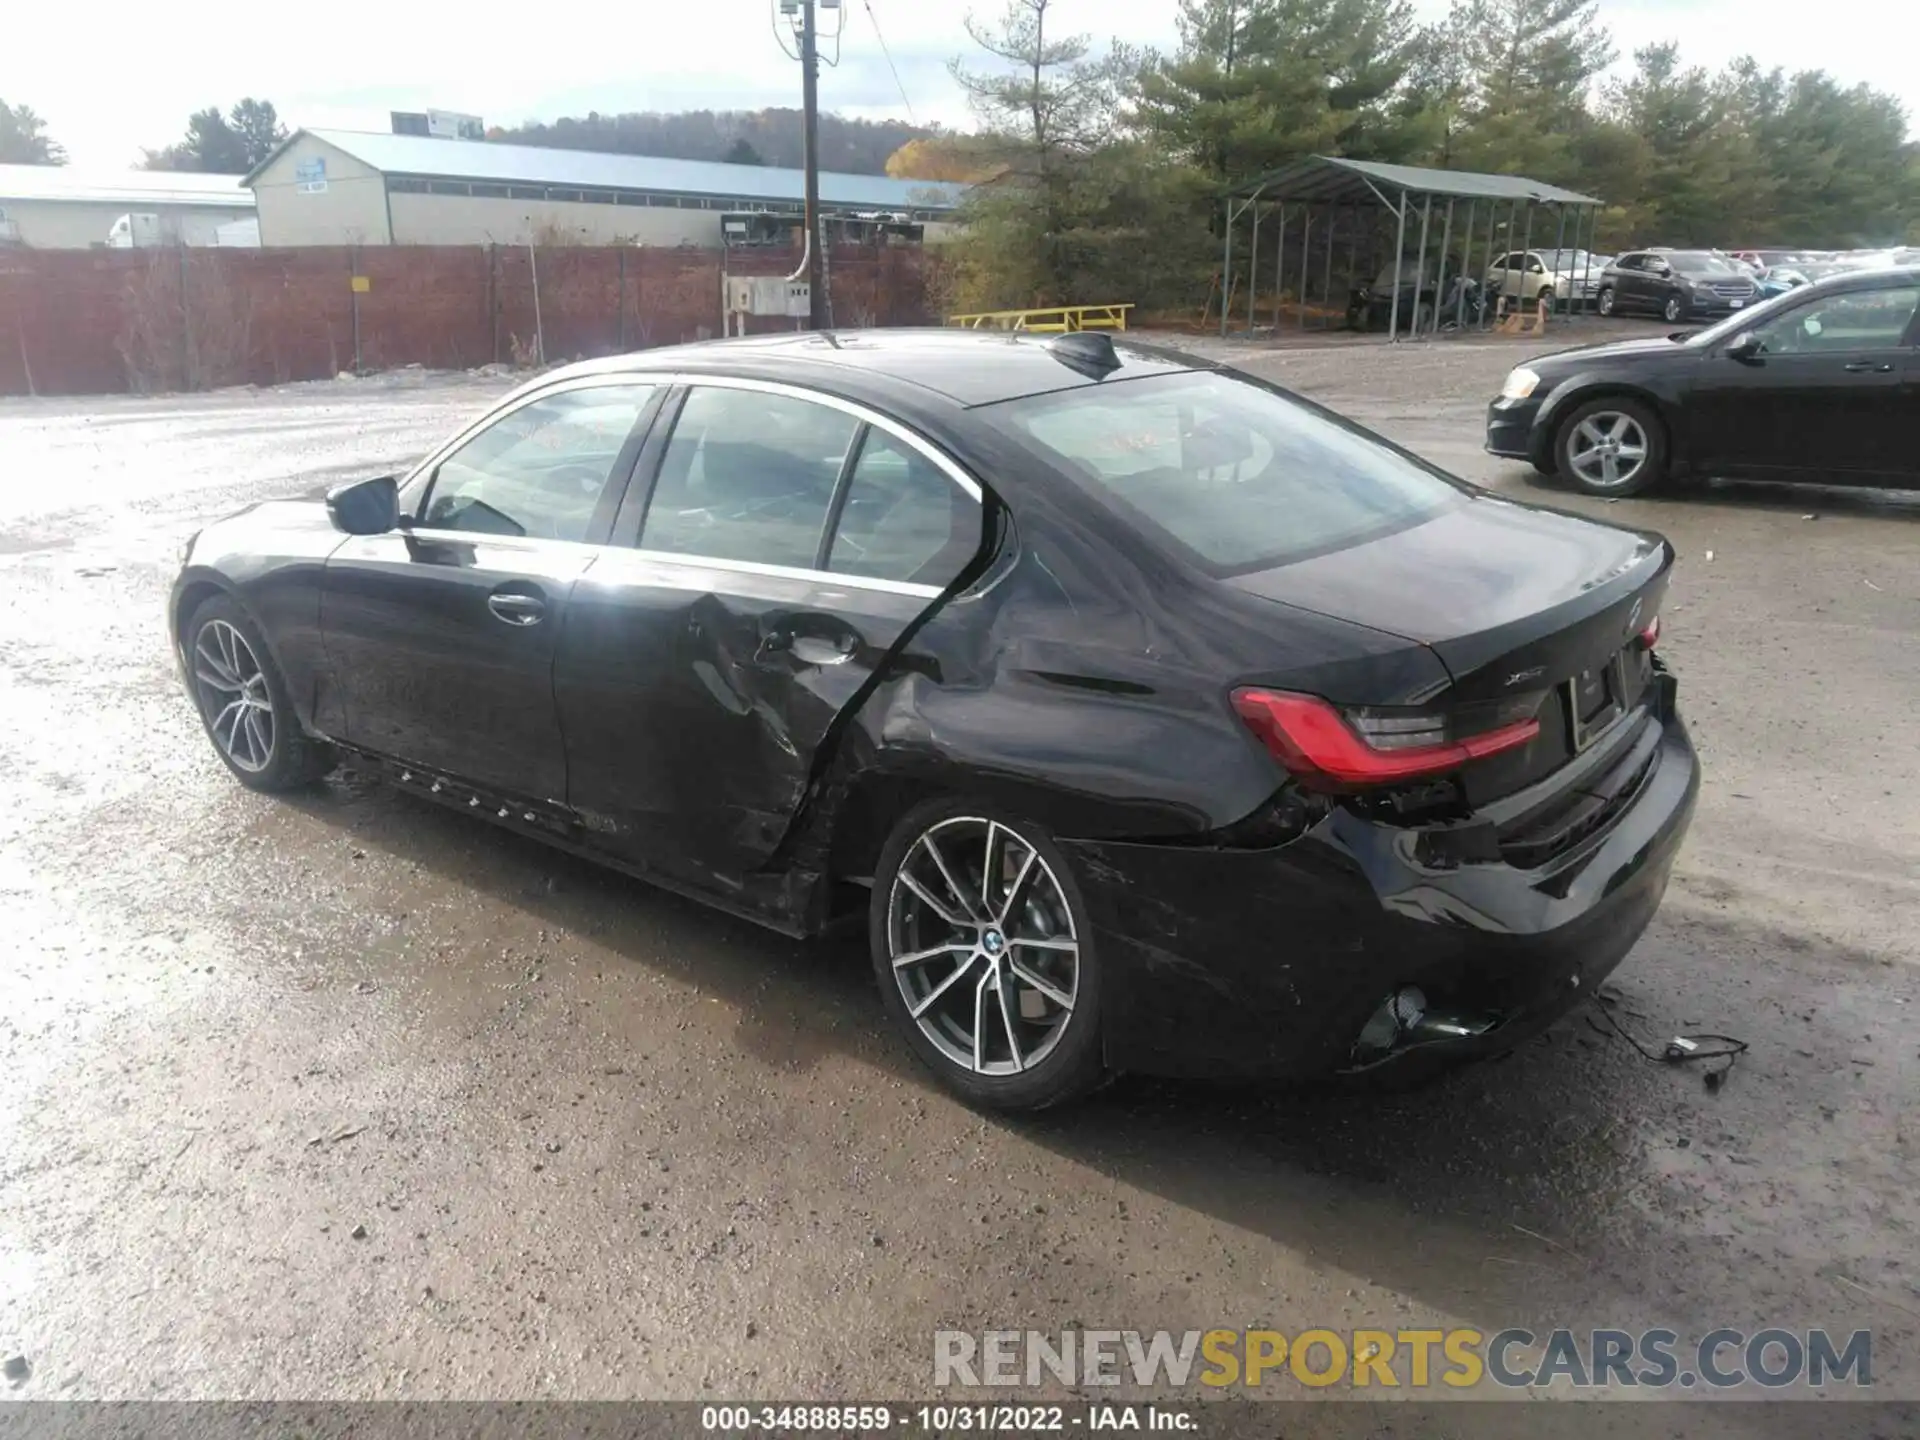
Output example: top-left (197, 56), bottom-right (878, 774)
top-left (1519, 204), bottom-right (1536, 317)
top-left (1481, 201), bottom-right (1499, 329)
top-left (1457, 201), bottom-right (1476, 329)
top-left (1298, 207), bottom-right (1313, 330)
top-left (1322, 204), bottom-right (1337, 330)
top-left (1220, 199), bottom-right (1234, 338)
top-left (1578, 206), bottom-right (1596, 314)
top-left (1248, 202), bottom-right (1261, 333)
top-left (1273, 204), bottom-right (1287, 329)
top-left (1346, 206), bottom-right (1360, 319)
top-left (1412, 194), bottom-right (1433, 338)
top-left (1387, 193), bottom-right (1408, 341)
top-left (1550, 204), bottom-right (1568, 314)
top-left (1434, 199), bottom-right (1455, 336)
top-left (617, 247), bottom-right (627, 351)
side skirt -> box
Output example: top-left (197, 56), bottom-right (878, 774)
top-left (330, 745), bottom-right (819, 940)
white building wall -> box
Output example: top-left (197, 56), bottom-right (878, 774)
top-left (250, 135), bottom-right (392, 246)
top-left (387, 191), bottom-right (723, 247)
top-left (0, 198), bottom-right (247, 249)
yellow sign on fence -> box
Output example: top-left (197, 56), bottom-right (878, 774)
top-left (350, 276), bottom-right (371, 294)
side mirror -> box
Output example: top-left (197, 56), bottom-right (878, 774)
top-left (326, 474), bottom-right (400, 535)
top-left (1724, 331), bottom-right (1763, 362)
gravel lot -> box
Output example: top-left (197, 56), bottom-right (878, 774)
top-left (0, 333), bottom-right (1915, 1433)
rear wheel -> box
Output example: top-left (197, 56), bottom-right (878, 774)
top-left (1555, 396), bottom-right (1667, 497)
top-left (870, 800), bottom-right (1104, 1111)
top-left (1663, 293), bottom-right (1686, 323)
top-left (185, 594), bottom-right (333, 792)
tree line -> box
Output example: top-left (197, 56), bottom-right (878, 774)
top-left (925, 0), bottom-right (1920, 313)
top-left (489, 109), bottom-right (939, 176)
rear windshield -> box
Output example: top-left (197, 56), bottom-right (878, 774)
top-left (982, 371), bottom-right (1463, 574)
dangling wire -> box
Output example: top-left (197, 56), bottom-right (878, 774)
top-left (861, 0), bottom-right (915, 121)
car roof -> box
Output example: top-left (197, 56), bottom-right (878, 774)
top-left (534, 328), bottom-right (1207, 409)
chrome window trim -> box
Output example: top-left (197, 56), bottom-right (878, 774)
top-left (589, 546), bottom-right (944, 600)
top-left (399, 374), bottom-right (669, 501)
top-left (392, 368), bottom-right (987, 601)
top-left (644, 371), bottom-right (985, 504)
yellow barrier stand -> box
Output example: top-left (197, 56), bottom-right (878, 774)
top-left (946, 304), bottom-right (1134, 334)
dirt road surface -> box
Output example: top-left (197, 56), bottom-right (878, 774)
top-left (1, 339), bottom-right (1915, 1436)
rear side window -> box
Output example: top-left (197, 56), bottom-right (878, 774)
top-left (828, 430), bottom-right (979, 588)
top-left (639, 386), bottom-right (858, 569)
top-left (985, 372), bottom-right (1461, 574)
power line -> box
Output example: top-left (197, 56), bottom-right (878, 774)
top-left (859, 0), bottom-right (916, 123)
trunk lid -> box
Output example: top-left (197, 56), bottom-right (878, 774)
top-left (1229, 495), bottom-right (1673, 800)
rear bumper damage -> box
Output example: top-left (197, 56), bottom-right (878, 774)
top-left (1065, 703), bottom-right (1699, 1082)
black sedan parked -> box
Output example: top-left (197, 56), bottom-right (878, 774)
top-left (1489, 266), bottom-right (1920, 495)
top-left (1597, 250), bottom-right (1760, 323)
top-left (173, 331), bottom-right (1697, 1110)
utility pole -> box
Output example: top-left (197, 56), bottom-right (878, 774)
top-left (800, 0), bottom-right (826, 329)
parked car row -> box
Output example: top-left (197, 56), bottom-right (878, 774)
top-left (1489, 263), bottom-right (1920, 496)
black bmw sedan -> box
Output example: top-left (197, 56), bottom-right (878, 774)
top-left (1490, 266), bottom-right (1920, 496)
top-left (172, 330), bottom-right (1697, 1110)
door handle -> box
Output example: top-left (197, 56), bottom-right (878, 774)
top-left (790, 633), bottom-right (858, 666)
top-left (486, 591), bottom-right (546, 626)
top-left (1842, 361), bottom-right (1894, 373)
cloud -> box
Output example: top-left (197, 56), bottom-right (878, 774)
top-left (4, 0), bottom-right (1909, 167)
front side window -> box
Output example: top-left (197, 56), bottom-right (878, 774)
top-left (639, 386), bottom-right (858, 569)
top-left (421, 384), bottom-right (657, 541)
top-left (1749, 285), bottom-right (1920, 355)
top-left (985, 372), bottom-right (1462, 574)
top-left (828, 430), bottom-right (980, 588)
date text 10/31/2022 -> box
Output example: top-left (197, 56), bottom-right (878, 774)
top-left (700, 1405), bottom-right (1199, 1432)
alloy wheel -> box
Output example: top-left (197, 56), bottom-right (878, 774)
top-left (1567, 411), bottom-right (1650, 491)
top-left (886, 816), bottom-right (1079, 1077)
top-left (193, 618), bottom-right (275, 772)
top-left (1598, 288), bottom-right (1615, 316)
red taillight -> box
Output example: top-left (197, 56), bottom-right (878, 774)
top-left (1231, 689), bottom-right (1541, 790)
top-left (1637, 614), bottom-right (1660, 649)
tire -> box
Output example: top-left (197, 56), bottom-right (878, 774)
top-left (1663, 293), bottom-right (1686, 323)
top-left (1537, 287), bottom-right (1555, 309)
top-left (1554, 396), bottom-right (1668, 497)
top-left (184, 593), bottom-right (334, 792)
top-left (1597, 286), bottom-right (1616, 317)
top-left (870, 798), bottom-right (1104, 1111)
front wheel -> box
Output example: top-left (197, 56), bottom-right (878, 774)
top-left (185, 594), bottom-right (334, 792)
top-left (1663, 293), bottom-right (1686, 323)
top-left (870, 800), bottom-right (1104, 1111)
top-left (1597, 287), bottom-right (1616, 317)
top-left (1556, 396), bottom-right (1668, 497)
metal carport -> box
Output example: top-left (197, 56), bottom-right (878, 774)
top-left (1221, 156), bottom-right (1604, 341)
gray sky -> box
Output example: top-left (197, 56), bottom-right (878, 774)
top-left (7, 0), bottom-right (1914, 167)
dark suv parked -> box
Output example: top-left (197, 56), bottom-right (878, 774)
top-left (1597, 251), bottom-right (1760, 324)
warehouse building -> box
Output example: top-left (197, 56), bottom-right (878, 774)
top-left (0, 166), bottom-right (254, 249)
top-left (244, 129), bottom-right (964, 248)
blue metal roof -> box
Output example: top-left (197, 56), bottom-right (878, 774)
top-left (268, 130), bottom-right (965, 212)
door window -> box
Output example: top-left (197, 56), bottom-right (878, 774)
top-left (640, 386), bottom-right (858, 569)
top-left (1747, 286), bottom-right (1920, 355)
top-left (828, 430), bottom-right (981, 587)
top-left (421, 385), bottom-right (656, 542)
